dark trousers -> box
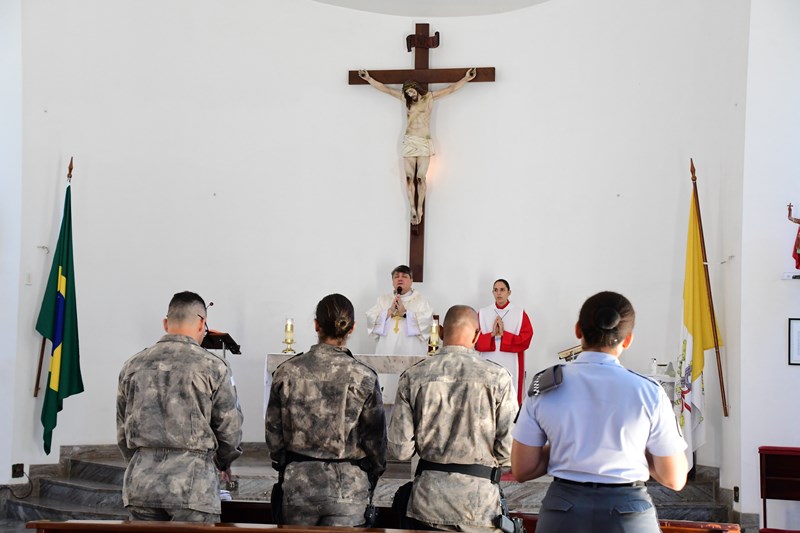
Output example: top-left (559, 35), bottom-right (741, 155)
top-left (536, 480), bottom-right (660, 533)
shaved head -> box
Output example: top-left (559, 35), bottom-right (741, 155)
top-left (163, 291), bottom-right (207, 344)
top-left (442, 305), bottom-right (479, 347)
top-left (166, 291), bottom-right (206, 326)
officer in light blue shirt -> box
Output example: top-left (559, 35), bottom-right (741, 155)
top-left (511, 291), bottom-right (688, 533)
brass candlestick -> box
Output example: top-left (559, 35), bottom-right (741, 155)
top-left (282, 318), bottom-right (296, 354)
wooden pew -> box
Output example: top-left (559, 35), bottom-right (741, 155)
top-left (220, 500), bottom-right (740, 533)
top-left (658, 520), bottom-right (741, 533)
top-left (218, 500), bottom-right (536, 531)
top-left (25, 517), bottom-right (743, 533)
top-left (28, 501), bottom-right (741, 533)
top-left (26, 522), bottom-right (428, 533)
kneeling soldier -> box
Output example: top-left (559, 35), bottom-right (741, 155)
top-left (388, 305), bottom-right (518, 532)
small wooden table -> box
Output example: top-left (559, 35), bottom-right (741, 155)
top-left (759, 445), bottom-right (800, 529)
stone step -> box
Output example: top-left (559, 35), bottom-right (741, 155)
top-left (5, 495), bottom-right (128, 522)
top-left (40, 477), bottom-right (124, 509)
top-left (4, 450), bottom-right (731, 528)
top-left (68, 458), bottom-right (125, 486)
top-left (648, 480), bottom-right (717, 504)
top-left (656, 502), bottom-right (731, 523)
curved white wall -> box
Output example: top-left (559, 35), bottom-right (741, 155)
top-left (11, 0), bottom-right (793, 522)
top-left (740, 1), bottom-right (800, 527)
top-left (1, 0), bottom-right (22, 486)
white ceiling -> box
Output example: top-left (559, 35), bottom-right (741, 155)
top-left (312, 0), bottom-right (550, 17)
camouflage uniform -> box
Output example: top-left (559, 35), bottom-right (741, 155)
top-left (388, 345), bottom-right (517, 532)
top-left (265, 343), bottom-right (387, 526)
top-left (116, 334), bottom-right (243, 518)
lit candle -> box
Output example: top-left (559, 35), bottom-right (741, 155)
top-left (429, 320), bottom-right (439, 343)
top-left (285, 318), bottom-right (294, 342)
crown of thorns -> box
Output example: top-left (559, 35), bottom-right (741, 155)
top-left (402, 80), bottom-right (427, 95)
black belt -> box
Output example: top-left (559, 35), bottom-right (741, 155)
top-left (554, 477), bottom-right (646, 488)
top-left (280, 450), bottom-right (362, 467)
top-left (138, 447), bottom-right (211, 456)
top-left (276, 451), bottom-right (378, 492)
top-left (416, 459), bottom-right (502, 484)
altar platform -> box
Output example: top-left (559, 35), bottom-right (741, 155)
top-left (34, 443), bottom-right (728, 517)
top-left (2, 442), bottom-right (746, 532)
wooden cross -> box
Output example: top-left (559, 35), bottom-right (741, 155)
top-left (349, 23), bottom-right (495, 282)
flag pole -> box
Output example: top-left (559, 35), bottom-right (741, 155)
top-left (34, 338), bottom-right (46, 397)
top-left (33, 157), bottom-right (74, 398)
top-left (690, 159), bottom-right (729, 417)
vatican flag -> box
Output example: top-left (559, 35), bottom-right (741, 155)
top-left (676, 185), bottom-right (719, 469)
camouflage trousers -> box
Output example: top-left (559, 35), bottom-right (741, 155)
top-left (407, 516), bottom-right (499, 533)
top-left (281, 461), bottom-right (370, 526)
top-left (127, 505), bottom-right (219, 523)
top-left (283, 501), bottom-right (367, 526)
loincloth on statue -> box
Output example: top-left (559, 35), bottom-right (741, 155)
top-left (402, 135), bottom-right (435, 157)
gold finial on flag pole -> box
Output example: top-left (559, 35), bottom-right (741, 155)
top-left (690, 158), bottom-right (696, 182)
top-left (67, 157), bottom-right (73, 183)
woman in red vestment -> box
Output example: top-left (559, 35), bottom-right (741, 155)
top-left (476, 279), bottom-right (534, 404)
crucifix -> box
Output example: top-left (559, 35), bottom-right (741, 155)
top-left (349, 23), bottom-right (495, 281)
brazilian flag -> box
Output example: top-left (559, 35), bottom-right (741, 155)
top-left (36, 184), bottom-right (84, 454)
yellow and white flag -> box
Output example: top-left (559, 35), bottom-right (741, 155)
top-left (676, 186), bottom-right (719, 468)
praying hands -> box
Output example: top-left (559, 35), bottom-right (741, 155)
top-left (493, 316), bottom-right (505, 337)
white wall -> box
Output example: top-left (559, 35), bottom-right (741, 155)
top-left (1, 0), bottom-right (23, 485)
top-left (9, 0), bottom-right (783, 519)
top-left (740, 1), bottom-right (800, 527)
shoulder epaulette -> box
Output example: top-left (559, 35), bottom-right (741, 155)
top-left (274, 352), bottom-right (305, 371)
top-left (527, 364), bottom-right (564, 397)
top-left (483, 359), bottom-right (510, 372)
top-left (625, 368), bottom-right (662, 388)
top-left (346, 349), bottom-right (380, 377)
top-left (397, 356), bottom-right (429, 378)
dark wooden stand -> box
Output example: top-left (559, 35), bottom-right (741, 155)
top-left (759, 445), bottom-right (800, 530)
top-left (201, 330), bottom-right (241, 357)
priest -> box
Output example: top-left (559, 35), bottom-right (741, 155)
top-left (366, 265), bottom-right (433, 355)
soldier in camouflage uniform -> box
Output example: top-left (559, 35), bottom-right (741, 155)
top-left (388, 305), bottom-right (518, 533)
top-left (266, 293), bottom-right (387, 526)
top-left (116, 291), bottom-right (243, 523)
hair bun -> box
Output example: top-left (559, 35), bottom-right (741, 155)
top-left (336, 318), bottom-right (351, 333)
top-left (594, 307), bottom-right (621, 331)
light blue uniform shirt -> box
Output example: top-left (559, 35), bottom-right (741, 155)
top-left (513, 351), bottom-right (686, 483)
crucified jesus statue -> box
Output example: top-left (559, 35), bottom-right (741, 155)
top-left (358, 67), bottom-right (476, 225)
top-left (788, 203), bottom-right (800, 269)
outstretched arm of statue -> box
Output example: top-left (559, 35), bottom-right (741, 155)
top-left (359, 69), bottom-right (402, 99)
top-left (431, 67), bottom-right (477, 99)
top-left (789, 203), bottom-right (800, 224)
